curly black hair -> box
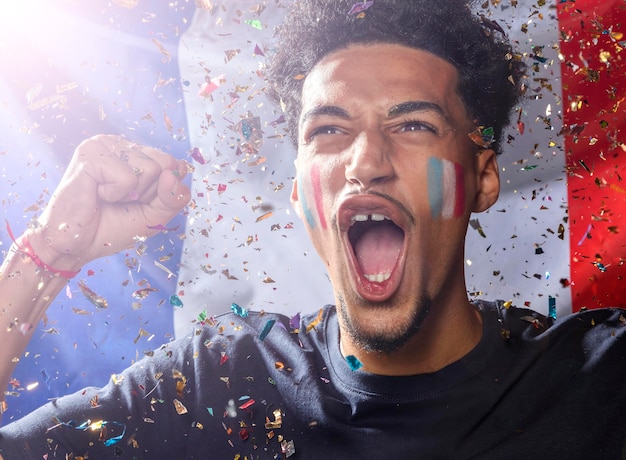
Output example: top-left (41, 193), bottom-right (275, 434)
top-left (267, 0), bottom-right (527, 155)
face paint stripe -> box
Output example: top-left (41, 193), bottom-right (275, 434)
top-left (427, 157), bottom-right (443, 218)
top-left (453, 162), bottom-right (465, 218)
top-left (311, 165), bottom-right (328, 229)
top-left (441, 160), bottom-right (456, 219)
top-left (298, 177), bottom-right (317, 229)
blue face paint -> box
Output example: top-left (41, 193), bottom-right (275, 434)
top-left (427, 157), bottom-right (444, 218)
top-left (298, 175), bottom-right (317, 229)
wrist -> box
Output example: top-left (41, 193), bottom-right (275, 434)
top-left (6, 221), bottom-right (82, 279)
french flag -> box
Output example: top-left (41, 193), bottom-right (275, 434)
top-left (465, 0), bottom-right (626, 316)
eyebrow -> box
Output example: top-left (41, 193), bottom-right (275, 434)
top-left (387, 100), bottom-right (447, 119)
top-left (300, 100), bottom-right (450, 127)
top-left (300, 105), bottom-right (351, 127)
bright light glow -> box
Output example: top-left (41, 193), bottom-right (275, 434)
top-left (0, 1), bottom-right (62, 42)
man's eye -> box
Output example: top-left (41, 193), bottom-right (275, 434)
top-left (310, 126), bottom-right (341, 138)
top-left (399, 121), bottom-right (438, 134)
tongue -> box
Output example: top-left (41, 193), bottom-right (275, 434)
top-left (354, 223), bottom-right (404, 275)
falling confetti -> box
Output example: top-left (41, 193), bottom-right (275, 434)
top-left (173, 399), bottom-right (188, 415)
top-left (259, 319), bottom-right (276, 341)
top-left (77, 280), bottom-right (108, 309)
top-left (169, 294), bottom-right (184, 308)
top-left (244, 19), bottom-right (263, 29)
top-left (231, 303), bottom-right (249, 317)
top-left (345, 355), bottom-right (363, 371)
top-left (348, 1), bottom-right (374, 15)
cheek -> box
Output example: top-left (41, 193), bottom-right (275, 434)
top-left (298, 164), bottom-right (328, 230)
top-left (427, 158), bottom-right (465, 219)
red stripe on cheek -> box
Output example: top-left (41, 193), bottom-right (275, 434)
top-left (453, 162), bottom-right (465, 218)
top-left (311, 165), bottom-right (328, 229)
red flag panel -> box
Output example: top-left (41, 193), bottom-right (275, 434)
top-left (558, 0), bottom-right (626, 309)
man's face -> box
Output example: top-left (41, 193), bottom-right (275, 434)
top-left (291, 44), bottom-right (499, 353)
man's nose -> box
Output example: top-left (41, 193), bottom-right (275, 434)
top-left (344, 130), bottom-right (395, 189)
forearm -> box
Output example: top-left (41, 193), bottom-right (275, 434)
top-left (0, 231), bottom-right (81, 416)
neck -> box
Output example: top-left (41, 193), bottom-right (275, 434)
top-left (340, 294), bottom-right (483, 376)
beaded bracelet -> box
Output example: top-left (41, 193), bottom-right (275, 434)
top-left (5, 220), bottom-right (80, 279)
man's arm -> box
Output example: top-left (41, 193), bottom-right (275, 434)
top-left (0, 135), bottom-right (190, 421)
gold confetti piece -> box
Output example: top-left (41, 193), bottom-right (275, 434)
top-left (133, 328), bottom-right (150, 344)
top-left (265, 409), bottom-right (283, 429)
top-left (151, 38), bottom-right (171, 63)
top-left (256, 212), bottom-right (273, 223)
top-left (173, 399), bottom-right (188, 415)
top-left (306, 309), bottom-right (324, 333)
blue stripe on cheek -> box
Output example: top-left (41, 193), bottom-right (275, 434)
top-left (427, 157), bottom-right (443, 218)
top-left (298, 177), bottom-right (317, 229)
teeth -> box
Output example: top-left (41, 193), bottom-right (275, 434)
top-left (364, 273), bottom-right (391, 283)
top-left (350, 213), bottom-right (390, 223)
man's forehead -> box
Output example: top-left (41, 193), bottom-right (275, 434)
top-left (298, 44), bottom-right (464, 123)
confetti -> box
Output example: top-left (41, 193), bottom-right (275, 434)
top-left (253, 44), bottom-right (265, 56)
top-left (198, 74), bottom-right (224, 98)
top-left (348, 1), bottom-right (374, 15)
top-left (244, 19), bottom-right (262, 29)
top-left (77, 280), bottom-right (108, 309)
top-left (169, 294), bottom-right (183, 308)
top-left (255, 211), bottom-right (273, 223)
top-left (548, 296), bottom-right (557, 320)
top-left (289, 313), bottom-right (301, 331)
top-left (345, 355), bottom-right (363, 371)
top-left (47, 419), bottom-right (127, 447)
top-left (469, 219), bottom-right (487, 238)
top-left (188, 146), bottom-right (207, 165)
top-left (306, 309), bottom-right (323, 333)
top-left (281, 439), bottom-right (296, 457)
top-left (238, 398), bottom-right (255, 410)
top-left (265, 409), bottom-right (283, 429)
top-left (173, 399), bottom-right (188, 415)
top-left (259, 319), bottom-right (276, 341)
top-left (235, 116), bottom-right (263, 154)
top-left (231, 303), bottom-right (249, 317)
top-left (468, 126), bottom-right (495, 149)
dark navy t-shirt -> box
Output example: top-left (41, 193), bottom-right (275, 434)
top-left (1, 301), bottom-right (626, 458)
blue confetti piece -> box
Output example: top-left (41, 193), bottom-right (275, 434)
top-left (231, 303), bottom-right (249, 317)
top-left (259, 319), bottom-right (276, 341)
top-left (345, 355), bottom-right (363, 371)
top-left (207, 407), bottom-right (214, 416)
top-left (242, 120), bottom-right (252, 140)
top-left (169, 294), bottom-right (183, 308)
top-left (548, 296), bottom-right (557, 320)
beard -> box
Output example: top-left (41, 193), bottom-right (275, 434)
top-left (337, 292), bottom-right (432, 354)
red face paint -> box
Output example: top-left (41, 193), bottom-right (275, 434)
top-left (311, 164), bottom-right (328, 229)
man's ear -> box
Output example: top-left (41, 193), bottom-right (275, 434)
top-left (473, 149), bottom-right (500, 213)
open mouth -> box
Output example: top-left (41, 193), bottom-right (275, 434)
top-left (340, 198), bottom-right (408, 301)
top-left (348, 213), bottom-right (404, 282)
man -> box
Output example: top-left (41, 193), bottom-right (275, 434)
top-left (1, 0), bottom-right (625, 458)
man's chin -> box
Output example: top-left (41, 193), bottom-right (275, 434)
top-left (337, 293), bottom-right (432, 354)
